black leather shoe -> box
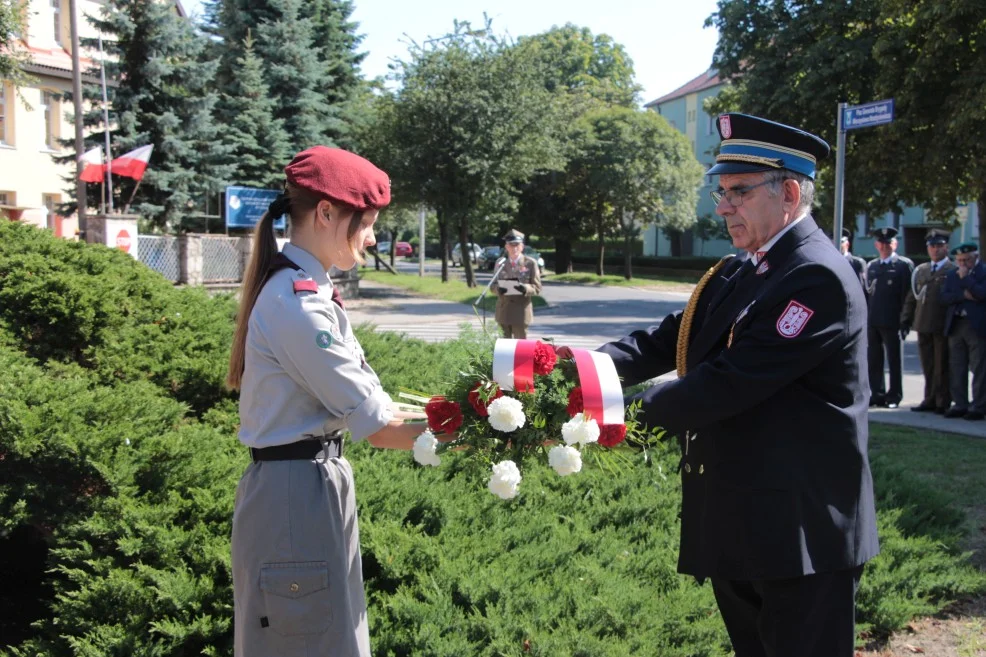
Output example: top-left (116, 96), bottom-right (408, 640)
top-left (963, 411), bottom-right (985, 421)
top-left (945, 408), bottom-right (968, 418)
top-left (886, 402), bottom-right (899, 409)
top-left (869, 397), bottom-right (885, 407)
top-left (935, 407), bottom-right (948, 415)
top-left (911, 404), bottom-right (935, 412)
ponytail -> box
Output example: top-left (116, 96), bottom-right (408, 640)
top-left (226, 207), bottom-right (281, 390)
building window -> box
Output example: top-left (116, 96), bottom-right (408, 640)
top-left (0, 191), bottom-right (15, 207)
top-left (707, 113), bottom-right (715, 135)
top-left (42, 193), bottom-right (61, 213)
top-left (0, 84), bottom-right (7, 145)
top-left (51, 0), bottom-right (62, 44)
top-left (41, 90), bottom-right (60, 150)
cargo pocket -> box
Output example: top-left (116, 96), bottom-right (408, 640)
top-left (259, 561), bottom-right (332, 636)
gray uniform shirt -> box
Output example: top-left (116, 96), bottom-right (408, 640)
top-left (238, 243), bottom-right (393, 447)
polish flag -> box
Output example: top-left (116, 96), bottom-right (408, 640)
top-left (109, 144), bottom-right (153, 181)
top-left (79, 147), bottom-right (105, 183)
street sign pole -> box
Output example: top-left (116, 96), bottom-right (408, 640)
top-left (419, 206), bottom-right (426, 277)
top-left (833, 102), bottom-right (847, 247)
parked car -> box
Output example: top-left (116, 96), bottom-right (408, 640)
top-left (477, 245), bottom-right (503, 271)
top-left (376, 241), bottom-right (413, 257)
top-left (481, 245), bottom-right (545, 273)
top-left (451, 242), bottom-right (483, 266)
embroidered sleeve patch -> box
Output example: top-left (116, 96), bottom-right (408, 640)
top-left (315, 330), bottom-right (334, 349)
top-left (776, 300), bottom-right (814, 338)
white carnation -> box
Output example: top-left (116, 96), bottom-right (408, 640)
top-left (561, 414), bottom-right (600, 446)
top-left (412, 430), bottom-right (441, 467)
top-left (548, 445), bottom-right (583, 476)
top-left (488, 460), bottom-right (522, 499)
top-left (486, 396), bottom-right (526, 433)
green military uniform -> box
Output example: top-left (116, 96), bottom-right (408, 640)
top-left (902, 229), bottom-right (955, 412)
top-left (494, 229), bottom-right (542, 339)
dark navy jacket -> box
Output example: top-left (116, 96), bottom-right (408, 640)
top-left (598, 216), bottom-right (879, 581)
top-left (865, 254), bottom-right (914, 328)
top-left (942, 261), bottom-right (986, 337)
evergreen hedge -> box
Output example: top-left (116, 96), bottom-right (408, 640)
top-left (1, 222), bottom-right (983, 656)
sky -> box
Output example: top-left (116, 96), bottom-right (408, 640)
top-left (181, 0), bottom-right (722, 106)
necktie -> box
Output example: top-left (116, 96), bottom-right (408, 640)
top-left (331, 287), bottom-right (345, 309)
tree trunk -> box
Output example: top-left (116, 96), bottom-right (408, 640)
top-left (669, 230), bottom-right (683, 257)
top-left (623, 233), bottom-right (633, 280)
top-left (596, 216), bottom-right (605, 277)
top-left (977, 196), bottom-right (986, 257)
top-left (459, 220), bottom-right (475, 288)
top-left (389, 228), bottom-right (396, 269)
top-left (555, 237), bottom-right (573, 274)
top-left (438, 210), bottom-right (449, 283)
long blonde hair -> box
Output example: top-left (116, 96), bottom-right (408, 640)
top-left (226, 184), bottom-right (366, 390)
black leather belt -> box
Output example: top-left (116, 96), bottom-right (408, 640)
top-left (251, 437), bottom-right (343, 462)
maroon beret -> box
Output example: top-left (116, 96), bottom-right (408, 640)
top-left (284, 146), bottom-right (391, 211)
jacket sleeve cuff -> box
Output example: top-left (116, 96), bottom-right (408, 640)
top-left (346, 388), bottom-right (394, 442)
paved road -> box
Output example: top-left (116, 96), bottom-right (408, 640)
top-left (347, 272), bottom-right (986, 439)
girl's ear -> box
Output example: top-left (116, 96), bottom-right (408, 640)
top-left (316, 200), bottom-right (333, 224)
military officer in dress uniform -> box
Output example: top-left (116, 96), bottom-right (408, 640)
top-left (560, 113), bottom-right (878, 657)
top-left (902, 229), bottom-right (954, 413)
top-left (865, 227), bottom-right (914, 408)
top-left (226, 147), bottom-right (448, 657)
top-left (841, 227), bottom-right (867, 290)
top-left (941, 242), bottom-right (986, 420)
top-left (494, 228), bottom-right (542, 339)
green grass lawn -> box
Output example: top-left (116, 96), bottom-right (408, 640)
top-left (551, 271), bottom-right (701, 290)
top-left (360, 268), bottom-right (549, 311)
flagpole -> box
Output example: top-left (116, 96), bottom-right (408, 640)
top-left (98, 33), bottom-right (113, 213)
top-left (123, 179), bottom-right (142, 214)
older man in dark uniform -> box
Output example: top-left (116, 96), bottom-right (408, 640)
top-left (841, 227), bottom-right (867, 290)
top-left (565, 113), bottom-right (878, 657)
top-left (865, 227), bottom-right (914, 408)
top-left (942, 242), bottom-right (986, 420)
top-left (902, 229), bottom-right (954, 413)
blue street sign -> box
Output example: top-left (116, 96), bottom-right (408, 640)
top-left (843, 99), bottom-right (894, 131)
top-left (225, 186), bottom-right (286, 229)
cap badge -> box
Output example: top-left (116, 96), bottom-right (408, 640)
top-left (720, 115), bottom-right (732, 139)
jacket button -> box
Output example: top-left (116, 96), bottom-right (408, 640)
top-left (699, 464), bottom-right (705, 475)
top-left (684, 463), bottom-right (692, 473)
top-left (289, 582), bottom-right (300, 593)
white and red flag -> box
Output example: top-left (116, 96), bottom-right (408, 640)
top-left (109, 144), bottom-right (153, 181)
top-left (78, 146), bottom-right (105, 183)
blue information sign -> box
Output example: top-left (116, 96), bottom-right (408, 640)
top-left (225, 186), bottom-right (286, 230)
top-left (843, 99), bottom-right (894, 131)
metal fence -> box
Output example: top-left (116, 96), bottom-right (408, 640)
top-left (137, 235), bottom-right (180, 282)
top-left (201, 235), bottom-right (243, 283)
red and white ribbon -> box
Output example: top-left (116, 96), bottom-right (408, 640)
top-left (491, 339), bottom-right (624, 425)
top-left (492, 339), bottom-right (536, 392)
top-left (570, 348), bottom-right (624, 425)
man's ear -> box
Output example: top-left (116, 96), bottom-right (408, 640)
top-left (783, 178), bottom-right (801, 210)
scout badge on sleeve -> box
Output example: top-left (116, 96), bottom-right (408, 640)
top-left (776, 300), bottom-right (814, 338)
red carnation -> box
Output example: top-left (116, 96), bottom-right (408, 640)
top-left (425, 397), bottom-right (463, 434)
top-left (599, 424), bottom-right (627, 448)
top-left (533, 341), bottom-right (557, 375)
top-left (467, 383), bottom-right (503, 417)
top-left (566, 387), bottom-right (584, 417)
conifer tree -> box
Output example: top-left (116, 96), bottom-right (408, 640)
top-left (83, 0), bottom-right (232, 229)
top-left (220, 34), bottom-right (291, 189)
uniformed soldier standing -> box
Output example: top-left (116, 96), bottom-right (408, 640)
top-left (941, 242), bottom-right (986, 420)
top-left (561, 113), bottom-right (878, 657)
top-left (226, 147), bottom-right (445, 657)
top-left (902, 229), bottom-right (954, 413)
top-left (840, 227), bottom-right (867, 290)
top-left (494, 228), bottom-right (542, 338)
top-left (865, 227), bottom-right (914, 408)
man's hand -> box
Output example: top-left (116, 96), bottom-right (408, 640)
top-left (555, 345), bottom-right (574, 359)
top-left (959, 265), bottom-right (970, 278)
top-left (899, 321), bottom-right (910, 341)
top-left (514, 284), bottom-right (526, 294)
top-left (965, 289), bottom-right (976, 301)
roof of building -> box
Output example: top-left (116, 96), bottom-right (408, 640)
top-left (645, 68), bottom-right (724, 108)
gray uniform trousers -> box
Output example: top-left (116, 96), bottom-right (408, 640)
top-left (233, 456), bottom-right (370, 657)
top-left (948, 317), bottom-right (986, 413)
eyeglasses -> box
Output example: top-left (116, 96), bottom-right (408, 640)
top-left (710, 179), bottom-right (779, 207)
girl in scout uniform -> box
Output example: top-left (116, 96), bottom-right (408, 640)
top-left (227, 146), bottom-right (440, 657)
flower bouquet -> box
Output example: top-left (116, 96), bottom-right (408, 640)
top-left (403, 338), bottom-right (666, 499)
